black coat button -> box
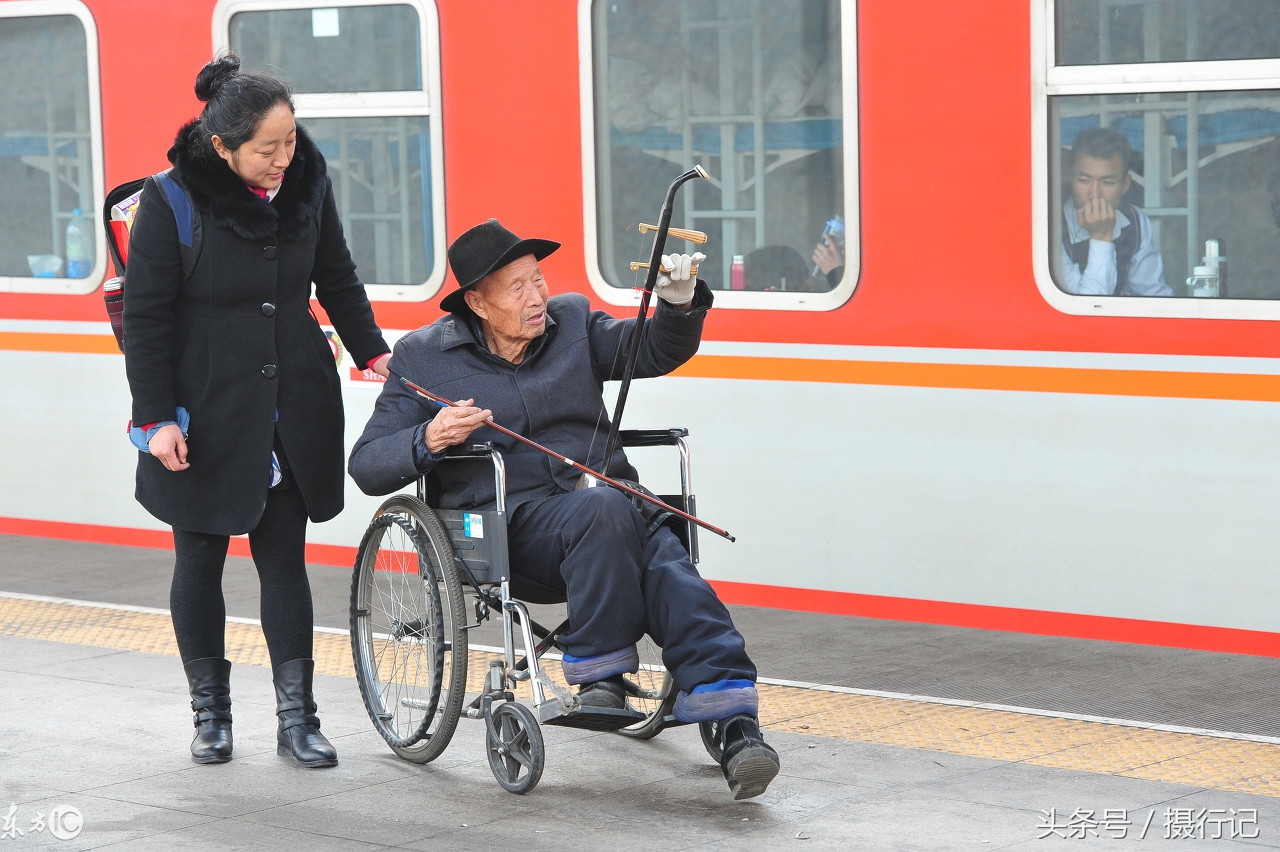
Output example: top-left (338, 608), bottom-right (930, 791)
top-left (261, 364), bottom-right (278, 378)
top-left (261, 302), bottom-right (276, 316)
top-left (263, 246), bottom-right (278, 260)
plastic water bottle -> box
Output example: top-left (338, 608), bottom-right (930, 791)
top-left (65, 209), bottom-right (93, 278)
top-left (1202, 238), bottom-right (1226, 297)
top-left (730, 255), bottom-right (746, 290)
top-left (812, 215), bottom-right (845, 277)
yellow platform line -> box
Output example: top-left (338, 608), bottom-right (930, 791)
top-left (3, 594), bottom-right (1278, 797)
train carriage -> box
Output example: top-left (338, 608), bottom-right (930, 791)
top-left (2, 0), bottom-right (1279, 657)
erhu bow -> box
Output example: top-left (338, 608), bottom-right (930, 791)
top-left (597, 164), bottom-right (710, 475)
top-left (399, 376), bottom-right (735, 542)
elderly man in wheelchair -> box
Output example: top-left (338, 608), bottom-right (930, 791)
top-left (348, 218), bottom-right (780, 800)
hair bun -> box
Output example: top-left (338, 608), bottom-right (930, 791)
top-left (194, 54), bottom-right (242, 103)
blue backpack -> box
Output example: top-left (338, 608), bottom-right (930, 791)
top-left (102, 170), bottom-right (202, 353)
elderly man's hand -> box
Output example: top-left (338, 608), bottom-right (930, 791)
top-left (423, 399), bottom-right (493, 454)
top-left (654, 252), bottom-right (705, 306)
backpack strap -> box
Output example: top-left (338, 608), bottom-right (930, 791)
top-left (153, 169), bottom-right (201, 281)
top-left (1112, 202), bottom-right (1141, 296)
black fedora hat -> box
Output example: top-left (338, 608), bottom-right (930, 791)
top-left (442, 219), bottom-right (560, 313)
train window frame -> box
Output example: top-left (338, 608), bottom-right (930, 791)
top-left (0, 0), bottom-right (105, 296)
top-left (578, 0), bottom-right (860, 312)
top-left (213, 0), bottom-right (446, 303)
top-left (1032, 2), bottom-right (1280, 320)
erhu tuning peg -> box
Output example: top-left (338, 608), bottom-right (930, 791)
top-left (638, 223), bottom-right (708, 245)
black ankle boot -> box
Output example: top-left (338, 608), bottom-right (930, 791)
top-left (184, 657), bottom-right (232, 764)
top-left (577, 675), bottom-right (627, 709)
top-left (719, 715), bottom-right (780, 800)
top-left (272, 658), bottom-right (337, 768)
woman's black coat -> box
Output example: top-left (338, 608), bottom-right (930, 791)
top-left (123, 121), bottom-right (388, 535)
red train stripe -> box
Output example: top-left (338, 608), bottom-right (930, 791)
top-left (713, 579), bottom-right (1280, 659)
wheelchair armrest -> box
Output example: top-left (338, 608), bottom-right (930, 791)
top-left (619, 428), bottom-right (688, 448)
top-left (443, 442), bottom-right (499, 459)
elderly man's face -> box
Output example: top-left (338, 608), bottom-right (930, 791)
top-left (465, 254), bottom-right (549, 362)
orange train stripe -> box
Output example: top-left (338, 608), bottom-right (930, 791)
top-left (2, 516), bottom-right (1276, 659)
top-left (0, 332), bottom-right (120, 355)
top-left (4, 332), bottom-right (1278, 403)
top-left (674, 355), bottom-right (1280, 403)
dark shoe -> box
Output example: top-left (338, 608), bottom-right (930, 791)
top-left (184, 657), bottom-right (232, 764)
top-left (719, 715), bottom-right (780, 800)
top-left (272, 659), bottom-right (338, 768)
top-left (576, 675), bottom-right (627, 710)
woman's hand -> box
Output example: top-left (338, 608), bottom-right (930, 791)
top-left (369, 353), bottom-right (391, 378)
top-left (149, 424), bottom-right (190, 472)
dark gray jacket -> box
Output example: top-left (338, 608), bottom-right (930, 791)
top-left (348, 284), bottom-right (712, 513)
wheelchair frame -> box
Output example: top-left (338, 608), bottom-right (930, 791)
top-left (349, 428), bottom-right (715, 793)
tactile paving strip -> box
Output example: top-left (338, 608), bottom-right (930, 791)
top-left (3, 594), bottom-right (1278, 798)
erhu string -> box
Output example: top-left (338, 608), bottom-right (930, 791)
top-left (582, 221), bottom-right (652, 478)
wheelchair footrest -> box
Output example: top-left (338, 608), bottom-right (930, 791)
top-left (541, 705), bottom-right (647, 732)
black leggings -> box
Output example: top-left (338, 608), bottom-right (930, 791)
top-left (170, 485), bottom-right (314, 666)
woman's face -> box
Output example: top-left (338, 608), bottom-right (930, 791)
top-left (213, 102), bottom-right (296, 190)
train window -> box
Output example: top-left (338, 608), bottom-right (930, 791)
top-left (1036, 1), bottom-right (1280, 318)
top-left (219, 1), bottom-right (444, 301)
top-left (0, 2), bottom-right (104, 295)
top-left (584, 0), bottom-right (858, 311)
top-left (227, 4), bottom-right (421, 93)
top-left (1057, 0), bottom-right (1280, 65)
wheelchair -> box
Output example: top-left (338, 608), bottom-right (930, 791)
top-left (348, 428), bottom-right (723, 793)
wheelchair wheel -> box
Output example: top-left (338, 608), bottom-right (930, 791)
top-left (351, 495), bottom-right (468, 764)
top-left (614, 637), bottom-right (675, 740)
top-left (486, 701), bottom-right (545, 794)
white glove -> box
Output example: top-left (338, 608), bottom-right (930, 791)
top-left (654, 252), bottom-right (705, 305)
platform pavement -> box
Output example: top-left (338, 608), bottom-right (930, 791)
top-left (2, 534), bottom-right (1280, 849)
top-left (5, 534), bottom-right (1280, 739)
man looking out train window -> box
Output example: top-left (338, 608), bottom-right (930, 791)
top-left (1060, 128), bottom-right (1171, 296)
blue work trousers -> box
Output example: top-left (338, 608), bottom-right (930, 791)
top-left (507, 487), bottom-right (756, 692)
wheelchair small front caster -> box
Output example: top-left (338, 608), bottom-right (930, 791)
top-left (486, 701), bottom-right (545, 794)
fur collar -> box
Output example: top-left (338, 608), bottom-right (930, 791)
top-left (167, 119), bottom-right (328, 242)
